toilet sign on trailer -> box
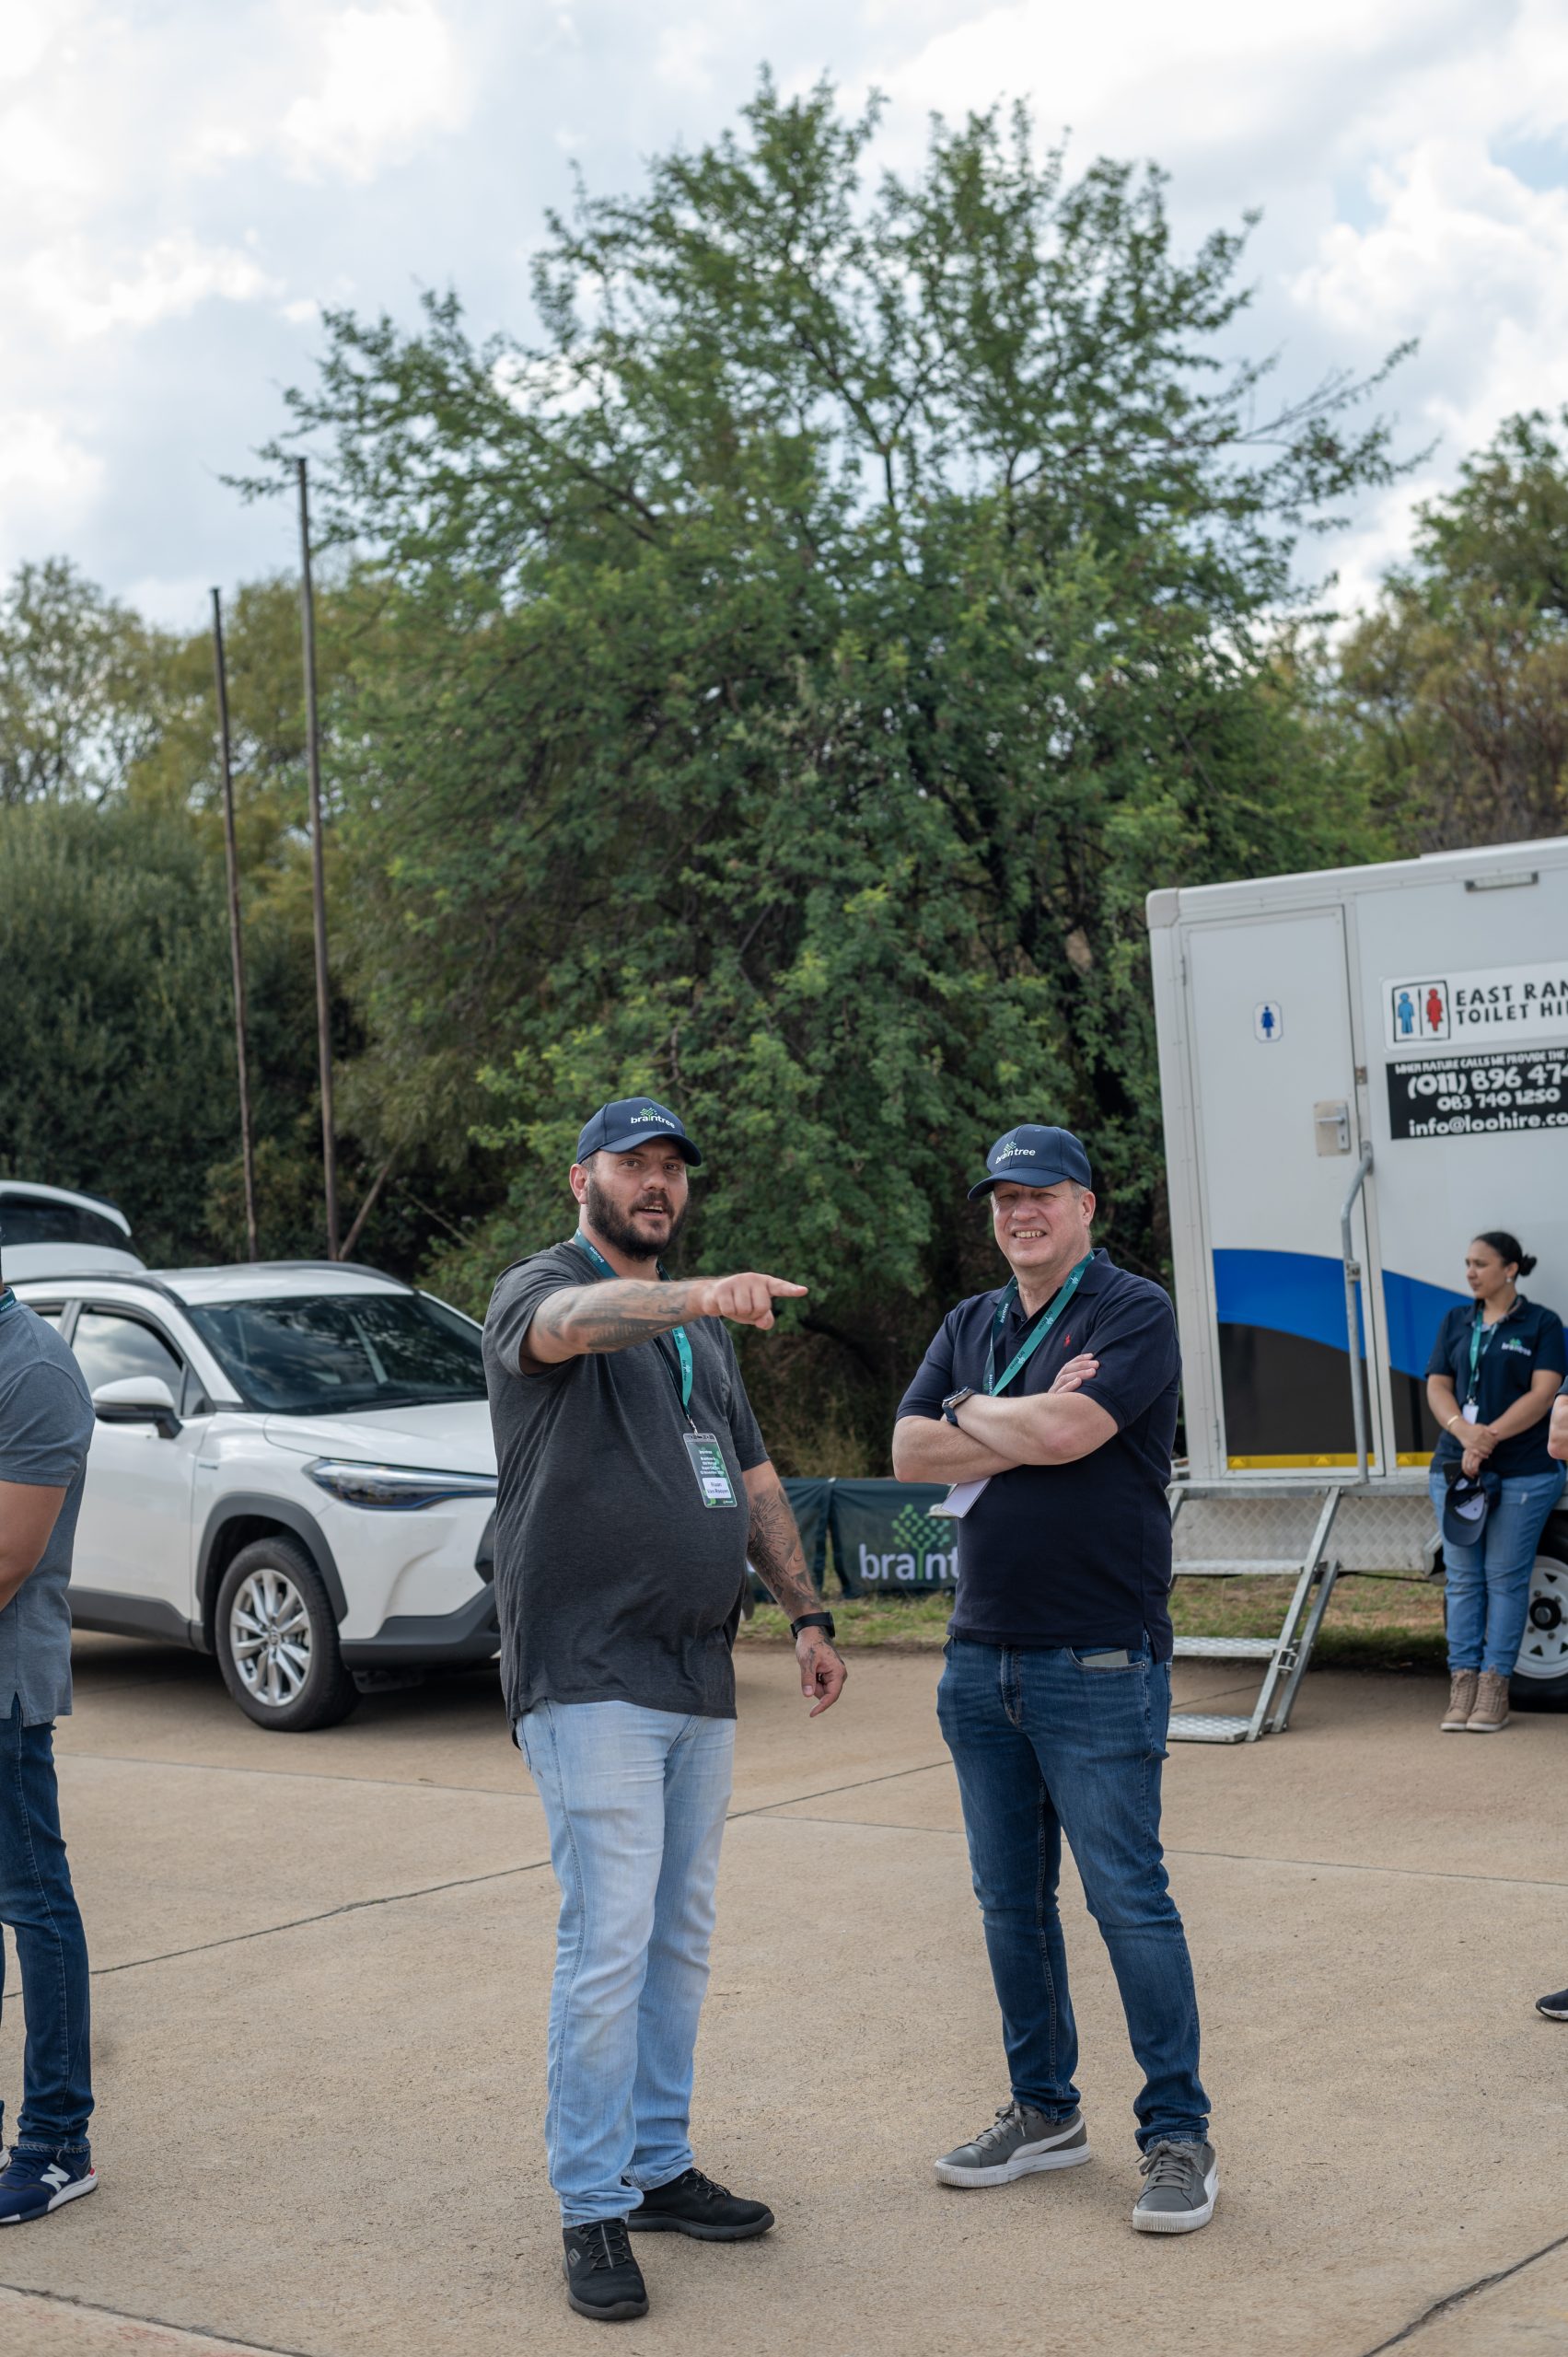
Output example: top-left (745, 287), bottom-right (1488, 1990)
top-left (1384, 960), bottom-right (1568, 1052)
top-left (1253, 1003), bottom-right (1283, 1042)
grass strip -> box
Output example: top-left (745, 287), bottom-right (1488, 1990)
top-left (738, 1573), bottom-right (1448, 1673)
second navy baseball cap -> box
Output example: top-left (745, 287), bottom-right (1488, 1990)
top-left (968, 1123), bottom-right (1091, 1201)
top-left (575, 1097), bottom-right (703, 1167)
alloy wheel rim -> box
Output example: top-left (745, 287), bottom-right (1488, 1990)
top-left (229, 1568), bottom-right (311, 1708)
top-left (1514, 1554), bottom-right (1568, 1681)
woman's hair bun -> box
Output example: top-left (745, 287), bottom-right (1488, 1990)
top-left (1517, 1251), bottom-right (1539, 1277)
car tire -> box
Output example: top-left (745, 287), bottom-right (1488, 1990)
top-left (214, 1536), bottom-right (359, 1732)
top-left (1510, 1517), bottom-right (1568, 1713)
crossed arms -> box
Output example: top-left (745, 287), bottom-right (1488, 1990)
top-left (891, 1354), bottom-right (1113, 1482)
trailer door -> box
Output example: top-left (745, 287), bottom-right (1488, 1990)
top-left (1185, 908), bottom-right (1375, 1469)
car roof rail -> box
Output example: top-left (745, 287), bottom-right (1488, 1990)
top-left (12, 1270), bottom-right (188, 1309)
top-left (15, 1260), bottom-right (415, 1300)
top-left (250, 1260), bottom-right (415, 1290)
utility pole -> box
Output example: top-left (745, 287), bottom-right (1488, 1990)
top-left (210, 587), bottom-right (259, 1263)
top-left (296, 456), bottom-right (340, 1260)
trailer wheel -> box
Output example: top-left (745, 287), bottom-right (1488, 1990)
top-left (1510, 1519), bottom-right (1568, 1713)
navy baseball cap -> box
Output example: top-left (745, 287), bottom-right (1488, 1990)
top-left (969, 1124), bottom-right (1091, 1201)
top-left (1440, 1464), bottom-right (1498, 1551)
top-left (575, 1097), bottom-right (703, 1167)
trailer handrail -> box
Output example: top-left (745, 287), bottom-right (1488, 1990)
top-left (1340, 1145), bottom-right (1375, 1482)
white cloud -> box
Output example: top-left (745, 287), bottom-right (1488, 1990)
top-left (0, 412), bottom-right (103, 572)
top-left (21, 233), bottom-right (286, 341)
top-left (281, 1), bottom-right (469, 183)
top-left (0, 0), bottom-right (1564, 626)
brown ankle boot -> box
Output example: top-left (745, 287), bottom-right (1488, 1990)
top-left (1442, 1670), bottom-right (1479, 1730)
top-left (1467, 1670), bottom-right (1510, 1732)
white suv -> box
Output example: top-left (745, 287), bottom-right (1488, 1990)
top-left (13, 1261), bottom-right (499, 1731)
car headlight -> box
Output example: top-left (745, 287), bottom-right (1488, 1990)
top-left (307, 1460), bottom-right (499, 1510)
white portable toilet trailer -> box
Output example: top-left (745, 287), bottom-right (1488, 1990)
top-left (1147, 836), bottom-right (1568, 1739)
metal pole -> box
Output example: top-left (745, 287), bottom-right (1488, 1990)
top-left (1340, 1145), bottom-right (1375, 1483)
top-left (210, 587), bottom-right (259, 1263)
top-left (296, 457), bottom-right (340, 1260)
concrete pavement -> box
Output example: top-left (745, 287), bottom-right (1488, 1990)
top-left (0, 1636), bottom-right (1563, 2356)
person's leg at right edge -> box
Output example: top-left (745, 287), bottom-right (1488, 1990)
top-left (932, 1638), bottom-right (1091, 2189)
top-left (0, 1701), bottom-right (96, 2224)
top-left (1468, 1467), bottom-right (1566, 1731)
top-left (1026, 1647), bottom-right (1214, 2235)
top-left (625, 1713), bottom-right (772, 2241)
top-left (519, 1699), bottom-right (677, 2323)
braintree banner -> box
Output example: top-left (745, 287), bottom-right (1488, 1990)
top-left (764, 1479), bottom-right (961, 1599)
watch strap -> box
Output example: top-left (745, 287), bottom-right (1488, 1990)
top-left (791, 1610), bottom-right (836, 1643)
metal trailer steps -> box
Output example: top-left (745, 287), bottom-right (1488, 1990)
top-left (1165, 1480), bottom-right (1439, 1744)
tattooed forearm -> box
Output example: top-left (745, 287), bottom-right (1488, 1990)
top-left (532, 1278), bottom-right (711, 1357)
top-left (745, 1471), bottom-right (819, 1621)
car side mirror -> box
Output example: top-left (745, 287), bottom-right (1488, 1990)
top-left (92, 1376), bottom-right (181, 1441)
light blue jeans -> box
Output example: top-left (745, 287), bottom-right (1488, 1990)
top-left (517, 1699), bottom-right (735, 2226)
top-left (1431, 1463), bottom-right (1566, 1677)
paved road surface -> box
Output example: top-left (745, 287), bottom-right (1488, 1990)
top-left (0, 1636), bottom-right (1563, 2356)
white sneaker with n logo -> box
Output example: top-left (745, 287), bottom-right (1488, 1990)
top-left (0, 2149), bottom-right (99, 2225)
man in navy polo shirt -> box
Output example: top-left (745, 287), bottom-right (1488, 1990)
top-left (893, 1125), bottom-right (1215, 2236)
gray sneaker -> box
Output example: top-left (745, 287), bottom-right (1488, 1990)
top-left (935, 2100), bottom-right (1090, 2188)
top-left (1132, 2139), bottom-right (1218, 2234)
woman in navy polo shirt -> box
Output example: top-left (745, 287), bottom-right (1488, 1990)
top-left (1425, 1231), bottom-right (1565, 1735)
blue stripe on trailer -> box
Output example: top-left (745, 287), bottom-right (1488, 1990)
top-left (1380, 1267), bottom-right (1469, 1378)
top-left (1212, 1249), bottom-right (1465, 1374)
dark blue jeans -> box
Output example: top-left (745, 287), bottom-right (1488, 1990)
top-left (937, 1639), bottom-right (1208, 2151)
top-left (0, 1701), bottom-right (92, 2156)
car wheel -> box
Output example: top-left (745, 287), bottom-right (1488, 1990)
top-left (1510, 1519), bottom-right (1568, 1713)
top-left (215, 1536), bottom-right (359, 1732)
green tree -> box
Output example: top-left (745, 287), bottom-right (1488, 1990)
top-left (1338, 409), bottom-right (1568, 849)
top-left (0, 799), bottom-right (324, 1262)
top-left (0, 558), bottom-right (174, 804)
top-left (247, 82), bottom-right (1405, 1458)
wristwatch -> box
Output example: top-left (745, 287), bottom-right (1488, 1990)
top-left (942, 1386), bottom-right (976, 1425)
top-left (791, 1610), bottom-right (837, 1643)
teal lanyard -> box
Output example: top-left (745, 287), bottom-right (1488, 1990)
top-left (567, 1232), bottom-right (694, 1422)
top-left (984, 1255), bottom-right (1092, 1395)
top-left (1466, 1308), bottom-right (1497, 1406)
top-left (0, 1289), bottom-right (15, 1321)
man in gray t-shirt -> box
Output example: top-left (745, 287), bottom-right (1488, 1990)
top-left (0, 1279), bottom-right (99, 2223)
top-left (483, 1097), bottom-right (846, 2325)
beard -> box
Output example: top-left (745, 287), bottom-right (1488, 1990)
top-left (584, 1174), bottom-right (689, 1263)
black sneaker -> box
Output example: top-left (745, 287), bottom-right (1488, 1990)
top-left (1537, 1987), bottom-right (1568, 2020)
top-left (563, 2220), bottom-right (649, 2321)
top-left (628, 2165), bottom-right (774, 2241)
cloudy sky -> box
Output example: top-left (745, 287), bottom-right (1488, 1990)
top-left (5, 0), bottom-right (1566, 631)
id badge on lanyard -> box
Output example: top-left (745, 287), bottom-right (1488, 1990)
top-left (1462, 1311), bottom-right (1495, 1424)
top-left (568, 1231), bottom-right (738, 1508)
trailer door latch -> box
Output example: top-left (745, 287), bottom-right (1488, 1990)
top-left (1314, 1099), bottom-right (1353, 1155)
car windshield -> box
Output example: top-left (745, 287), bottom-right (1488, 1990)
top-left (184, 1290), bottom-right (487, 1415)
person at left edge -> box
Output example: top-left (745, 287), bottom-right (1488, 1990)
top-left (482, 1097), bottom-right (848, 2327)
top-left (0, 1256), bottom-right (99, 2224)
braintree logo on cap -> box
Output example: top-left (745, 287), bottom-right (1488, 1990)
top-left (629, 1100), bottom-right (679, 1126)
top-left (996, 1138), bottom-right (1031, 1161)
